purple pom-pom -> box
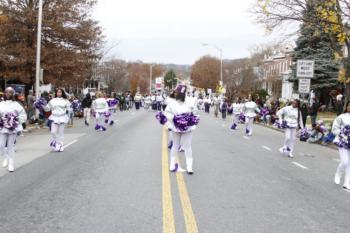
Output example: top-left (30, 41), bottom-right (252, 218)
top-left (336, 125), bottom-right (350, 149)
top-left (239, 113), bottom-right (245, 123)
top-left (173, 113), bottom-right (200, 132)
top-left (155, 111), bottom-right (167, 125)
top-left (0, 112), bottom-right (19, 131)
top-left (260, 108), bottom-right (269, 116)
top-left (107, 99), bottom-right (119, 107)
top-left (34, 97), bottom-right (47, 110)
top-left (72, 100), bottom-right (82, 112)
top-left (274, 120), bottom-right (287, 129)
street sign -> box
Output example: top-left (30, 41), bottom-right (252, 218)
top-left (297, 60), bottom-right (314, 78)
top-left (298, 78), bottom-right (311, 94)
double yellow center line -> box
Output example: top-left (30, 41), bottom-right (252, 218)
top-left (162, 127), bottom-right (199, 233)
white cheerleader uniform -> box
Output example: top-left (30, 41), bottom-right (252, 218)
top-left (332, 113), bottom-right (350, 189)
top-left (164, 100), bottom-right (198, 174)
top-left (243, 101), bottom-right (260, 136)
top-left (231, 103), bottom-right (244, 129)
top-left (93, 98), bottom-right (109, 131)
top-left (277, 105), bottom-right (304, 158)
top-left (46, 97), bottom-right (71, 152)
top-left (0, 100), bottom-right (27, 171)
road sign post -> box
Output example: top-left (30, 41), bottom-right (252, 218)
top-left (297, 60), bottom-right (314, 99)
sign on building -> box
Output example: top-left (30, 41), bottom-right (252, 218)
top-left (297, 60), bottom-right (314, 78)
top-left (298, 78), bottom-right (311, 94)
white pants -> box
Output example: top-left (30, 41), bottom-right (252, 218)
top-left (95, 112), bottom-right (105, 126)
top-left (84, 108), bottom-right (91, 124)
top-left (170, 132), bottom-right (193, 169)
top-left (336, 148), bottom-right (350, 186)
top-left (107, 109), bottom-right (114, 124)
top-left (51, 123), bottom-right (65, 146)
top-left (233, 114), bottom-right (240, 125)
top-left (284, 128), bottom-right (297, 152)
top-left (245, 117), bottom-right (254, 134)
top-left (0, 133), bottom-right (16, 159)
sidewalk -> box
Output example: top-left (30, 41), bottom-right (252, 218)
top-left (0, 121), bottom-right (86, 177)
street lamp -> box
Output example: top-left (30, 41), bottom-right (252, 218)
top-left (202, 43), bottom-right (223, 86)
top-left (150, 64), bottom-right (154, 95)
top-left (35, 0), bottom-right (43, 100)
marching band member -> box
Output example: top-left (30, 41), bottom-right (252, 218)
top-left (231, 98), bottom-right (243, 130)
top-left (0, 87), bottom-right (27, 172)
top-left (204, 95), bottom-right (211, 114)
top-left (164, 85), bottom-right (200, 175)
top-left (243, 95), bottom-right (260, 136)
top-left (277, 99), bottom-right (304, 158)
top-left (332, 102), bottom-right (350, 190)
top-left (134, 93), bottom-right (142, 110)
top-left (92, 92), bottom-right (109, 131)
top-left (45, 88), bottom-right (70, 152)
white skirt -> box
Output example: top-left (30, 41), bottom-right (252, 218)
top-left (49, 114), bottom-right (69, 124)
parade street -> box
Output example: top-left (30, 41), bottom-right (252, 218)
top-left (0, 110), bottom-right (348, 233)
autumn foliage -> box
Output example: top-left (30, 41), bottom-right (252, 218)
top-left (0, 0), bottom-right (104, 88)
top-left (191, 56), bottom-right (220, 90)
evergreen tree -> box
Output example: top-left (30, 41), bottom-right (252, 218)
top-left (290, 2), bottom-right (340, 91)
top-left (164, 70), bottom-right (177, 89)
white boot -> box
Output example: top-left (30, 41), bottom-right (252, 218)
top-left (343, 173), bottom-right (350, 190)
top-left (186, 158), bottom-right (194, 175)
top-left (169, 157), bottom-right (177, 172)
top-left (8, 158), bottom-right (14, 172)
top-left (2, 157), bottom-right (8, 168)
top-left (335, 171), bottom-right (342, 185)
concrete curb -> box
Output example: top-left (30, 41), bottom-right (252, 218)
top-left (256, 122), bottom-right (337, 151)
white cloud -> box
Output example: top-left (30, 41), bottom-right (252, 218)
top-left (93, 0), bottom-right (277, 64)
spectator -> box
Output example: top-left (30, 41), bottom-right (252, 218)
top-left (336, 92), bottom-right (344, 116)
top-left (82, 93), bottom-right (92, 126)
top-left (300, 103), bottom-right (308, 128)
top-left (309, 97), bottom-right (319, 126)
top-left (307, 124), bottom-right (324, 144)
top-left (27, 90), bottom-right (35, 122)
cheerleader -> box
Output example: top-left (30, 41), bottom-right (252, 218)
top-left (332, 101), bottom-right (350, 190)
top-left (92, 92), bottom-right (109, 131)
top-left (243, 95), bottom-right (260, 136)
top-left (277, 99), bottom-right (304, 158)
top-left (106, 96), bottom-right (118, 125)
top-left (45, 88), bottom-right (70, 152)
top-left (0, 87), bottom-right (27, 172)
top-left (164, 85), bottom-right (199, 174)
top-left (231, 98), bottom-right (243, 130)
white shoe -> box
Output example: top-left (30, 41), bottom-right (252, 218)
top-left (343, 184), bottom-right (350, 190)
top-left (59, 146), bottom-right (64, 152)
top-left (288, 153), bottom-right (294, 158)
top-left (2, 158), bottom-right (8, 168)
top-left (279, 147), bottom-right (285, 155)
top-left (335, 172), bottom-right (342, 185)
top-left (186, 158), bottom-right (194, 175)
top-left (8, 159), bottom-right (14, 172)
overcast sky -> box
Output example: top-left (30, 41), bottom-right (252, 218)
top-left (93, 0), bottom-right (278, 65)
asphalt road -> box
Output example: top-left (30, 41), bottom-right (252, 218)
top-left (0, 109), bottom-right (349, 233)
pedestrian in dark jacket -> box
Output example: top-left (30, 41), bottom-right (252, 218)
top-left (82, 93), bottom-right (92, 126)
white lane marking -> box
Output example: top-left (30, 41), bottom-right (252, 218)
top-left (243, 136), bottom-right (249, 140)
top-left (63, 140), bottom-right (78, 149)
top-left (262, 146), bottom-right (272, 151)
top-left (292, 162), bottom-right (308, 170)
top-left (333, 159), bottom-right (341, 163)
